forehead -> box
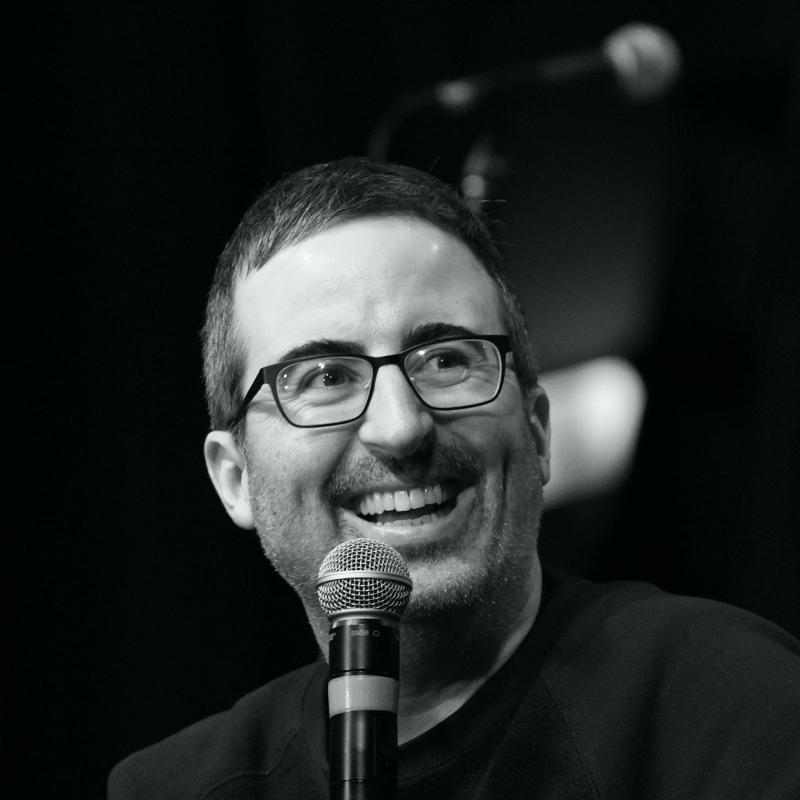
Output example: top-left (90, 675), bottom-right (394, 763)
top-left (234, 216), bottom-right (504, 368)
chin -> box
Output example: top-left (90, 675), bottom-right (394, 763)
top-left (400, 555), bottom-right (491, 620)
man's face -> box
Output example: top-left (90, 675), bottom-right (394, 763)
top-left (211, 216), bottom-right (549, 621)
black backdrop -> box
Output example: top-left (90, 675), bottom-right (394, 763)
top-left (10, 2), bottom-right (799, 797)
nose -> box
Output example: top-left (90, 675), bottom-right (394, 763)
top-left (357, 364), bottom-right (434, 458)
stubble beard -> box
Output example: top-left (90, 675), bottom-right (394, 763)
top-left (403, 438), bottom-right (544, 624)
top-left (244, 426), bottom-right (544, 636)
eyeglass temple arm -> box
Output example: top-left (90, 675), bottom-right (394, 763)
top-left (229, 370), bottom-right (266, 428)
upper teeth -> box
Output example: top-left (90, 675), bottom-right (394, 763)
top-left (358, 485), bottom-right (446, 516)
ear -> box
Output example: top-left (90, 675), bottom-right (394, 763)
top-left (527, 386), bottom-right (551, 486)
top-left (204, 430), bottom-right (255, 529)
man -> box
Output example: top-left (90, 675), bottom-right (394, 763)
top-left (110, 158), bottom-right (800, 798)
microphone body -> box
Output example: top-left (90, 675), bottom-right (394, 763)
top-left (317, 538), bottom-right (412, 800)
top-left (327, 614), bottom-right (399, 800)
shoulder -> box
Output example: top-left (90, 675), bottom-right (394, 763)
top-left (108, 661), bottom-right (326, 800)
top-left (546, 573), bottom-right (800, 668)
top-left (542, 572), bottom-right (800, 702)
top-left (539, 573), bottom-right (800, 796)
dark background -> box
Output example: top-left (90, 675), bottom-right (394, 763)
top-left (10, 2), bottom-right (799, 797)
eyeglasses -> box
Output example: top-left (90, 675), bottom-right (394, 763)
top-left (230, 334), bottom-right (511, 429)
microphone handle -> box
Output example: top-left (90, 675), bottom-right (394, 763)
top-left (328, 616), bottom-right (400, 800)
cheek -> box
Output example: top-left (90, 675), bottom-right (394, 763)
top-left (245, 424), bottom-right (351, 504)
top-left (450, 393), bottom-right (532, 466)
top-left (472, 411), bottom-right (540, 503)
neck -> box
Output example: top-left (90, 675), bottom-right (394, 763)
top-left (395, 557), bottom-right (542, 743)
top-left (307, 556), bottom-right (543, 745)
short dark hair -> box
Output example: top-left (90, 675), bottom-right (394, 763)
top-left (202, 157), bottom-right (537, 437)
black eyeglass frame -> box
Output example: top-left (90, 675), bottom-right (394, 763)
top-left (229, 334), bottom-right (512, 429)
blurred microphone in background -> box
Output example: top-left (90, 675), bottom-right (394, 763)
top-left (368, 22), bottom-right (682, 159)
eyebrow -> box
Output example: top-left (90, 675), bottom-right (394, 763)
top-left (278, 339), bottom-right (365, 362)
top-left (402, 322), bottom-right (478, 349)
top-left (276, 322), bottom-right (480, 364)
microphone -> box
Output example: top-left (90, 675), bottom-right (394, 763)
top-left (316, 538), bottom-right (412, 800)
top-left (367, 22), bottom-right (682, 158)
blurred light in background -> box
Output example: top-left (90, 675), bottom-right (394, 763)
top-left (542, 356), bottom-right (646, 506)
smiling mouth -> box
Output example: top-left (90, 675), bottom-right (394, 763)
top-left (349, 483), bottom-right (458, 528)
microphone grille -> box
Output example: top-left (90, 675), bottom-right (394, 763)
top-left (316, 538), bottom-right (412, 619)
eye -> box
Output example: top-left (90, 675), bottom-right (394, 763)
top-left (310, 366), bottom-right (351, 388)
top-left (407, 345), bottom-right (473, 388)
top-left (296, 362), bottom-right (360, 392)
top-left (415, 345), bottom-right (471, 374)
top-left (278, 357), bottom-right (370, 405)
top-left (429, 349), bottom-right (469, 370)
